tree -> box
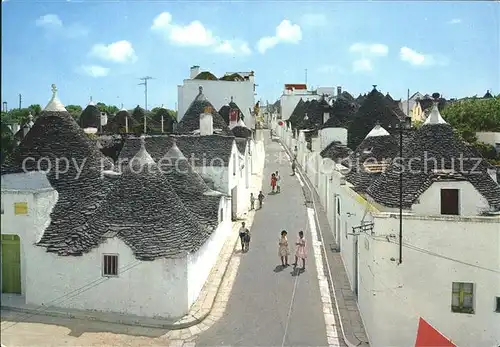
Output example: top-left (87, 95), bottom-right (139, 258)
top-left (65, 105), bottom-right (83, 121)
top-left (441, 96), bottom-right (500, 134)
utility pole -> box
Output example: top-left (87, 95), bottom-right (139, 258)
top-left (19, 94), bottom-right (22, 110)
top-left (138, 76), bottom-right (154, 133)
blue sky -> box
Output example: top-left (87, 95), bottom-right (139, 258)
top-left (1, 0), bottom-right (499, 111)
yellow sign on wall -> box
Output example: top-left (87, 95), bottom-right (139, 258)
top-left (14, 202), bottom-right (28, 215)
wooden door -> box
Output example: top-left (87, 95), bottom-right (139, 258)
top-left (1, 234), bottom-right (22, 294)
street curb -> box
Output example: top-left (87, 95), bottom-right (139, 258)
top-left (1, 156), bottom-right (266, 331)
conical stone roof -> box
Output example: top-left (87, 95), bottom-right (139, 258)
top-left (344, 124), bottom-right (399, 192)
top-left (366, 103), bottom-right (500, 210)
top-left (347, 86), bottom-right (401, 149)
top-left (80, 104), bottom-right (101, 128)
top-left (41, 140), bottom-right (211, 260)
top-left (177, 86), bottom-right (230, 134)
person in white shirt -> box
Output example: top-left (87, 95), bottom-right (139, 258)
top-left (275, 171), bottom-right (281, 193)
top-left (238, 222), bottom-right (249, 252)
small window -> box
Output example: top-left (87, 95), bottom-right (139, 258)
top-left (495, 297), bottom-right (500, 313)
top-left (441, 189), bottom-right (459, 215)
top-left (14, 202), bottom-right (28, 215)
top-left (336, 198), bottom-right (341, 214)
top-left (220, 208), bottom-right (223, 222)
top-left (451, 282), bottom-right (474, 314)
top-left (102, 254), bottom-right (118, 277)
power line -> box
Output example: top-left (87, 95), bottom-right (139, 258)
top-left (138, 76), bottom-right (154, 134)
top-left (1, 259), bottom-right (143, 331)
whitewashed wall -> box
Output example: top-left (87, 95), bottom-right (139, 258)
top-left (187, 197), bottom-right (231, 306)
top-left (1, 186), bottom-right (58, 297)
top-left (178, 79), bottom-right (255, 129)
top-left (280, 93), bottom-right (319, 121)
top-left (412, 181), bottom-right (490, 216)
top-left (360, 214), bottom-right (500, 347)
top-left (476, 131), bottom-right (500, 150)
top-left (319, 128), bottom-right (348, 149)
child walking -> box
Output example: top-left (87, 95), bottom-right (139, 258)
top-left (293, 230), bottom-right (307, 270)
top-left (250, 193), bottom-right (255, 210)
top-left (271, 173), bottom-right (277, 192)
top-left (275, 171), bottom-right (281, 193)
top-left (278, 230), bottom-right (290, 267)
top-left (258, 191), bottom-right (265, 209)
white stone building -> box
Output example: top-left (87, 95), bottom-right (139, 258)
top-left (280, 85), bottom-right (341, 121)
top-left (177, 66), bottom-right (256, 129)
top-left (273, 101), bottom-right (500, 347)
top-left (1, 85), bottom-right (239, 320)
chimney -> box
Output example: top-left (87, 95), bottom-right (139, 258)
top-left (199, 109), bottom-right (213, 136)
top-left (190, 65), bottom-right (200, 79)
top-left (12, 123), bottom-right (20, 134)
top-left (161, 114), bottom-right (164, 133)
top-left (323, 112), bottom-right (330, 124)
top-left (22, 125), bottom-right (30, 138)
top-left (337, 86), bottom-right (342, 96)
top-left (100, 112), bottom-right (108, 126)
top-left (125, 115), bottom-right (129, 133)
top-left (488, 168), bottom-right (498, 184)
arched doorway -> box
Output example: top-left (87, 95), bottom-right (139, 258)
top-left (2, 234), bottom-right (21, 294)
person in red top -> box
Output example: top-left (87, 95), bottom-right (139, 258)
top-left (271, 173), bottom-right (277, 192)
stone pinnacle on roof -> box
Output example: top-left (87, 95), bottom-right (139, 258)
top-left (88, 96), bottom-right (95, 106)
top-left (44, 84), bottom-right (67, 112)
top-left (130, 135), bottom-right (155, 167)
top-left (164, 137), bottom-right (186, 159)
top-left (366, 124), bottom-right (390, 138)
top-left (230, 96), bottom-right (234, 103)
top-left (424, 93), bottom-right (447, 125)
top-left (27, 112), bottom-right (34, 128)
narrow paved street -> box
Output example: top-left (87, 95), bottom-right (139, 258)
top-left (197, 133), bottom-right (331, 347)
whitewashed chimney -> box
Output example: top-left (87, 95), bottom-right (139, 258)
top-left (200, 112), bottom-right (213, 136)
top-left (100, 112), bottom-right (108, 126)
top-left (487, 168), bottom-right (498, 184)
top-left (125, 114), bottom-right (129, 133)
top-left (190, 65), bottom-right (200, 79)
top-left (12, 123), bottom-right (20, 134)
top-left (161, 114), bottom-right (164, 133)
top-left (337, 86), bottom-right (342, 96)
top-left (323, 112), bottom-right (329, 124)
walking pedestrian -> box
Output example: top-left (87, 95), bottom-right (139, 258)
top-left (293, 145), bottom-right (298, 160)
top-left (243, 228), bottom-right (251, 252)
top-left (258, 191), bottom-right (265, 209)
top-left (275, 171), bottom-right (281, 193)
top-left (291, 158), bottom-right (296, 175)
top-left (271, 173), bottom-right (277, 192)
top-left (239, 222), bottom-right (249, 252)
top-left (250, 193), bottom-right (255, 210)
top-left (293, 230), bottom-right (307, 270)
top-left (278, 230), bottom-right (290, 267)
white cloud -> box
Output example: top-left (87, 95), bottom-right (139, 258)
top-left (80, 65), bottom-right (110, 78)
top-left (301, 13), bottom-right (327, 27)
top-left (89, 40), bottom-right (137, 63)
top-left (399, 46), bottom-right (448, 67)
top-left (317, 65), bottom-right (345, 74)
top-left (36, 14), bottom-right (63, 28)
top-left (35, 14), bottom-right (88, 38)
top-left (256, 19), bottom-right (302, 54)
top-left (352, 58), bottom-right (373, 72)
top-left (447, 18), bottom-right (461, 24)
top-left (151, 12), bottom-right (251, 55)
top-left (349, 42), bottom-right (388, 57)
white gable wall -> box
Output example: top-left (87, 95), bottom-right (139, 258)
top-left (361, 215), bottom-right (500, 347)
top-left (178, 79), bottom-right (255, 129)
top-left (412, 180), bottom-right (490, 216)
top-left (26, 236), bottom-right (189, 319)
top-left (1, 189), bottom-right (58, 296)
top-left (187, 197), bottom-right (231, 306)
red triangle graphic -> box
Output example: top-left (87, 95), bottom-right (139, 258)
top-left (415, 318), bottom-right (456, 347)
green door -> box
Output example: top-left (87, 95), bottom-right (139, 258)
top-left (1, 234), bottom-right (21, 294)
